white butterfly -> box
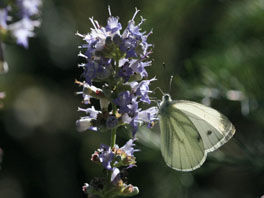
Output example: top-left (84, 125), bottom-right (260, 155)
top-left (159, 94), bottom-right (235, 171)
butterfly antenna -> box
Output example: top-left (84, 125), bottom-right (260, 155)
top-left (169, 75), bottom-right (174, 94)
top-left (152, 87), bottom-right (164, 96)
top-left (149, 96), bottom-right (158, 100)
top-left (162, 62), bottom-right (173, 94)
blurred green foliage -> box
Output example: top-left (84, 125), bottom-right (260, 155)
top-left (1, 0), bottom-right (264, 197)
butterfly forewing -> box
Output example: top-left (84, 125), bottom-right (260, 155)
top-left (173, 100), bottom-right (236, 153)
top-left (159, 104), bottom-right (206, 171)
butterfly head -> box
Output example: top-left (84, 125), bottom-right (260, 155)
top-left (162, 94), bottom-right (172, 103)
top-left (159, 94), bottom-right (172, 114)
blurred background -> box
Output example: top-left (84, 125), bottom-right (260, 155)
top-left (1, 0), bottom-right (264, 197)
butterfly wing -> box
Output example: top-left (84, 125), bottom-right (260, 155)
top-left (159, 103), bottom-right (207, 171)
top-left (174, 100), bottom-right (235, 153)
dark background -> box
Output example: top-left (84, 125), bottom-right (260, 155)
top-left (1, 0), bottom-right (264, 197)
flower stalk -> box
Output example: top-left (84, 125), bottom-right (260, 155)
top-left (76, 7), bottom-right (158, 197)
top-left (110, 129), bottom-right (117, 148)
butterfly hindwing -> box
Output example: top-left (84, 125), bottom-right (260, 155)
top-left (173, 100), bottom-right (235, 153)
top-left (159, 105), bottom-right (206, 171)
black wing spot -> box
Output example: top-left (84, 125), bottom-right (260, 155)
top-left (197, 136), bottom-right (201, 142)
top-left (207, 130), bottom-right (212, 136)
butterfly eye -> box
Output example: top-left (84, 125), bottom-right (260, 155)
top-left (207, 130), bottom-right (212, 136)
top-left (164, 94), bottom-right (170, 101)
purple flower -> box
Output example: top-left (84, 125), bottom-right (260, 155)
top-left (121, 106), bottom-right (158, 136)
top-left (125, 12), bottom-right (145, 40)
top-left (120, 37), bottom-right (138, 58)
top-left (136, 106), bottom-right (158, 127)
top-left (122, 8), bottom-right (140, 38)
top-left (118, 98), bottom-right (139, 136)
top-left (96, 65), bottom-right (111, 80)
top-left (115, 94), bottom-right (140, 136)
top-left (130, 59), bottom-right (151, 78)
top-left (84, 61), bottom-right (97, 85)
top-left (118, 61), bottom-right (133, 82)
top-left (121, 113), bottom-right (132, 125)
top-left (99, 144), bottom-right (114, 170)
top-left (0, 9), bottom-right (8, 29)
top-left (131, 77), bottom-right (156, 104)
top-left (87, 18), bottom-right (110, 51)
top-left (79, 52), bottom-right (112, 85)
top-left (127, 98), bottom-right (139, 117)
top-left (17, 0), bottom-right (42, 17)
top-left (121, 139), bottom-right (139, 156)
top-left (77, 7), bottom-right (153, 85)
top-left (114, 91), bottom-right (132, 114)
top-left (106, 15), bottom-right (122, 34)
top-left (130, 118), bottom-right (138, 137)
top-left (76, 33), bottom-right (98, 59)
top-left (126, 21), bottom-right (143, 40)
top-left (96, 58), bottom-right (112, 80)
top-left (8, 17), bottom-right (40, 48)
top-left (76, 106), bottom-right (101, 132)
top-left (76, 117), bottom-right (98, 132)
top-left (78, 106), bottom-right (100, 119)
top-left (1, 0), bottom-right (42, 48)
top-left (106, 116), bottom-right (118, 129)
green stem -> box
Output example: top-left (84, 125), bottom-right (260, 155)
top-left (115, 55), bottom-right (119, 74)
top-left (111, 56), bottom-right (119, 148)
top-left (110, 127), bottom-right (117, 148)
top-left (110, 104), bottom-right (117, 148)
top-left (108, 104), bottom-right (117, 183)
top-left (108, 56), bottom-right (119, 183)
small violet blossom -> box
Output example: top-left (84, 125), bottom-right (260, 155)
top-left (87, 139), bottom-right (139, 197)
top-left (98, 144), bottom-right (114, 170)
top-left (91, 139), bottom-right (138, 171)
top-left (0, 0), bottom-right (42, 48)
